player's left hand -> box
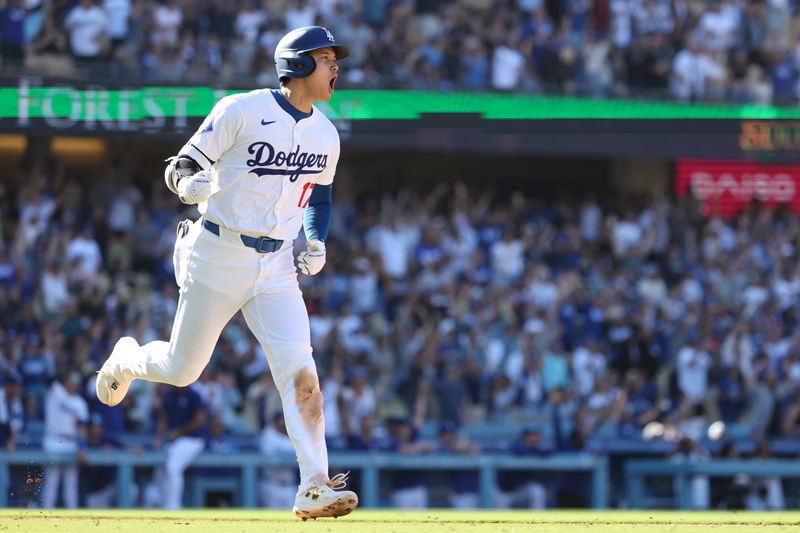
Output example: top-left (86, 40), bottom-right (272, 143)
top-left (297, 239), bottom-right (326, 275)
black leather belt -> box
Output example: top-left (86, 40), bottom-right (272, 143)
top-left (203, 219), bottom-right (283, 253)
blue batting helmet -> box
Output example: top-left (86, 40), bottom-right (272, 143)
top-left (274, 26), bottom-right (350, 81)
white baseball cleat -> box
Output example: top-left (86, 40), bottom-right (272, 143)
top-left (293, 472), bottom-right (358, 521)
top-left (95, 336), bottom-right (139, 407)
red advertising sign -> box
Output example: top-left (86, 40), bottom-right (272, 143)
top-left (675, 160), bottom-right (800, 218)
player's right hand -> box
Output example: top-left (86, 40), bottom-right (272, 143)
top-left (177, 170), bottom-right (215, 204)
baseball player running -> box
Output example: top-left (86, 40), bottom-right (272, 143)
top-left (95, 26), bottom-right (357, 519)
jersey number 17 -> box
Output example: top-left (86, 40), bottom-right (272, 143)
top-left (298, 183), bottom-right (315, 208)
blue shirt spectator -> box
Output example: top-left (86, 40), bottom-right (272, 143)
top-left (0, 0), bottom-right (25, 70)
top-left (161, 385), bottom-right (208, 441)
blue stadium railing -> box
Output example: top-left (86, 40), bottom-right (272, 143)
top-left (4, 450), bottom-right (800, 509)
top-left (624, 459), bottom-right (800, 509)
top-left (0, 450), bottom-right (609, 508)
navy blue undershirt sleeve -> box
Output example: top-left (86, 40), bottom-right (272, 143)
top-left (304, 183), bottom-right (332, 242)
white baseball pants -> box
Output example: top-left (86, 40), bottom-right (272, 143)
top-left (448, 491), bottom-right (479, 509)
top-left (86, 482), bottom-right (140, 508)
top-left (123, 219), bottom-right (328, 491)
top-left (42, 439), bottom-right (78, 508)
top-left (494, 482), bottom-right (547, 509)
top-left (391, 486), bottom-right (429, 508)
top-left (260, 479), bottom-right (298, 508)
top-left (160, 436), bottom-right (206, 509)
top-left (86, 484), bottom-right (116, 508)
top-left (42, 465), bottom-right (78, 508)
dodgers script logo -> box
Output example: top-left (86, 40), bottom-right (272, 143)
top-left (246, 142), bottom-right (327, 182)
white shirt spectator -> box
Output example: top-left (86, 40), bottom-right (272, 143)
top-left (720, 328), bottom-right (754, 379)
top-left (309, 312), bottom-right (334, 347)
top-left (445, 214), bottom-right (479, 271)
top-left (773, 274), bottom-right (800, 310)
top-left (350, 259), bottom-right (379, 312)
top-left (612, 217), bottom-right (642, 256)
top-left (398, 215), bottom-right (422, 255)
top-left (258, 27), bottom-right (284, 57)
top-left (193, 378), bottom-right (225, 417)
top-left (672, 47), bottom-right (726, 100)
top-left (573, 346), bottom-right (607, 397)
top-left (699, 7), bottom-right (738, 51)
top-left (67, 232), bottom-right (102, 279)
top-left (41, 265), bottom-right (69, 314)
top-left (235, 7), bottom-right (266, 44)
top-left (336, 311), bottom-right (363, 342)
top-left (19, 193), bottom-right (55, 237)
top-left (153, 2), bottom-right (183, 47)
top-left (314, 0), bottom-right (340, 19)
top-left (637, 274), bottom-right (668, 305)
top-left (491, 44), bottom-right (525, 91)
top-left (709, 218), bottom-right (737, 251)
top-left (526, 272), bottom-right (559, 310)
top-left (259, 422), bottom-right (297, 485)
top-left (321, 377), bottom-right (342, 438)
top-left (503, 346), bottom-right (528, 380)
top-left (103, 0), bottom-right (131, 40)
top-left (484, 336), bottom-right (507, 375)
top-left (677, 344), bottom-right (712, 402)
top-left (742, 282), bottom-right (769, 317)
top-left (580, 200), bottom-right (602, 242)
top-left (285, 2), bottom-right (317, 29)
top-left (43, 381), bottom-right (89, 452)
top-left (610, 0), bottom-right (633, 48)
top-left (490, 237), bottom-right (524, 281)
top-left (340, 383), bottom-right (376, 433)
top-left (519, 369), bottom-right (544, 405)
top-left (0, 387), bottom-right (23, 438)
top-left (680, 276), bottom-right (704, 304)
top-left (107, 184), bottom-right (141, 233)
top-left (586, 387), bottom-right (616, 411)
top-left (794, 42), bottom-right (800, 85)
top-left (634, 0), bottom-right (674, 35)
top-left (374, 224), bottom-right (409, 278)
top-left (64, 3), bottom-right (109, 58)
top-left (764, 335), bottom-right (792, 366)
top-left (583, 37), bottom-right (613, 93)
top-left (17, 192), bottom-right (54, 250)
top-left (339, 17), bottom-right (374, 67)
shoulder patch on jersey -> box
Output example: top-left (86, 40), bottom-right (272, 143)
top-left (200, 119), bottom-right (214, 134)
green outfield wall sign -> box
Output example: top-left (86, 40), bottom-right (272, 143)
top-left (2, 77), bottom-right (800, 159)
top-left (3, 78), bottom-right (800, 129)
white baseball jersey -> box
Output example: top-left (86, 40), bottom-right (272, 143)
top-left (43, 382), bottom-right (89, 452)
top-left (179, 89), bottom-right (340, 241)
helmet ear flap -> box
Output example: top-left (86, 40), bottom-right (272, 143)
top-left (303, 55), bottom-right (317, 76)
top-left (276, 52), bottom-right (316, 80)
top-left (296, 56), bottom-right (316, 75)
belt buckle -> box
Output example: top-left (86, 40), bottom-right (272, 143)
top-left (254, 236), bottom-right (275, 253)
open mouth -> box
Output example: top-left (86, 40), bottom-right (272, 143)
top-left (329, 75), bottom-right (337, 92)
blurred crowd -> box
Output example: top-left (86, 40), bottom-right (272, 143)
top-left (1, 159), bottom-right (800, 507)
top-left (1, 0), bottom-right (800, 103)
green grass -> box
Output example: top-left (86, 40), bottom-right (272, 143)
top-left (0, 510), bottom-right (798, 532)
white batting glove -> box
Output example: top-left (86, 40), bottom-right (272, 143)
top-left (177, 170), bottom-right (215, 205)
top-left (297, 239), bottom-right (326, 275)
